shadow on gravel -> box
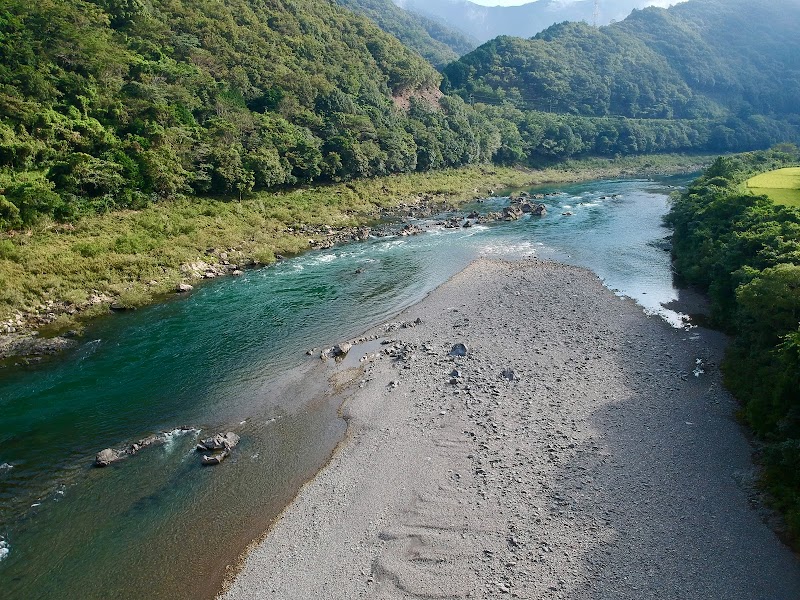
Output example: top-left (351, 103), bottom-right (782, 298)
top-left (559, 317), bottom-right (800, 600)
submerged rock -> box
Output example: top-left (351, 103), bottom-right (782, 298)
top-left (129, 434), bottom-right (162, 454)
top-left (201, 452), bottom-right (228, 466)
top-left (176, 283), bottom-right (194, 293)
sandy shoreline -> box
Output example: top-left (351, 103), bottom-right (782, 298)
top-left (221, 258), bottom-right (800, 599)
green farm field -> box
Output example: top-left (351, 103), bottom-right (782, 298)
top-left (746, 167), bottom-right (800, 206)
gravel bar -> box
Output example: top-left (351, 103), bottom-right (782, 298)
top-left (221, 259), bottom-right (800, 600)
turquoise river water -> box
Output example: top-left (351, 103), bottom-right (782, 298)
top-left (0, 175), bottom-right (691, 599)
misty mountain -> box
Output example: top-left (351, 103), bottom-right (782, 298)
top-left (336, 0), bottom-right (478, 67)
top-left (395, 0), bottom-right (670, 43)
top-left (444, 0), bottom-right (800, 121)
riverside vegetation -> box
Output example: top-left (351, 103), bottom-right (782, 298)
top-left (667, 145), bottom-right (800, 542)
top-left (0, 154), bottom-right (709, 337)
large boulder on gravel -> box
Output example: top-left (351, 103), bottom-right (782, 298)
top-left (449, 343), bottom-right (468, 357)
top-left (322, 342), bottom-right (352, 360)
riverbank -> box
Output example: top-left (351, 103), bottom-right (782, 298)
top-left (0, 154), bottom-right (711, 361)
top-left (221, 258), bottom-right (800, 599)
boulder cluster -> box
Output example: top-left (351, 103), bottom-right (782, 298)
top-left (93, 427), bottom-right (240, 468)
top-left (94, 427), bottom-right (196, 467)
top-left (196, 432), bottom-right (241, 466)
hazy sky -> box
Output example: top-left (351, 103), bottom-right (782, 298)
top-left (469, 0), bottom-right (674, 6)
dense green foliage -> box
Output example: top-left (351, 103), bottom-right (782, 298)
top-left (0, 0), bottom-right (504, 229)
top-left (465, 104), bottom-right (793, 166)
top-left (1, 0), bottom-right (798, 232)
top-left (444, 0), bottom-right (800, 129)
top-left (667, 146), bottom-right (800, 538)
top-left (336, 0), bottom-right (477, 68)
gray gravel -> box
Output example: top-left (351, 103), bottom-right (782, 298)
top-left (221, 259), bottom-right (800, 600)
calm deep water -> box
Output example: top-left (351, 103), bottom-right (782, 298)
top-left (0, 175), bottom-right (690, 599)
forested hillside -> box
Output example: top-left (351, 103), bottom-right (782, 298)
top-left (337, 0), bottom-right (477, 68)
top-left (0, 0), bottom-right (498, 229)
top-left (445, 0), bottom-right (800, 121)
top-left (1, 0), bottom-right (799, 232)
top-left (667, 146), bottom-right (800, 539)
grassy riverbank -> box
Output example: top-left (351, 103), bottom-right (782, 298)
top-left (0, 154), bottom-right (710, 337)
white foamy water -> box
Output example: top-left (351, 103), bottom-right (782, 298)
top-left (479, 241), bottom-right (538, 257)
top-left (162, 428), bottom-right (200, 453)
top-left (0, 539), bottom-right (9, 562)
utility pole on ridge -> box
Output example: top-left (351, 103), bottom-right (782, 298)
top-left (593, 0), bottom-right (600, 27)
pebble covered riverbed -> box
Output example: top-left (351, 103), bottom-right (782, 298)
top-left (225, 260), bottom-right (800, 599)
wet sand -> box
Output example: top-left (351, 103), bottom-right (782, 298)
top-left (221, 259), bottom-right (800, 599)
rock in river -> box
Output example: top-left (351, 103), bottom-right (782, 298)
top-left (202, 452), bottom-right (228, 466)
top-left (198, 432), bottom-right (240, 452)
top-left (95, 448), bottom-right (127, 467)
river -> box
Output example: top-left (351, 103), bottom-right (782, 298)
top-left (0, 174), bottom-right (690, 599)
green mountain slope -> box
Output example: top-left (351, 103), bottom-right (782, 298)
top-left (0, 0), bottom-right (498, 229)
top-left (336, 0), bottom-right (477, 68)
top-left (1, 0), bottom-right (798, 233)
top-left (444, 0), bottom-right (800, 121)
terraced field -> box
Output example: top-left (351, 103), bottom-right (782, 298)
top-left (746, 167), bottom-right (800, 206)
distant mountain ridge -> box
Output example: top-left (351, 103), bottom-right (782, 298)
top-left (444, 0), bottom-right (800, 121)
top-left (394, 0), bottom-right (669, 42)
